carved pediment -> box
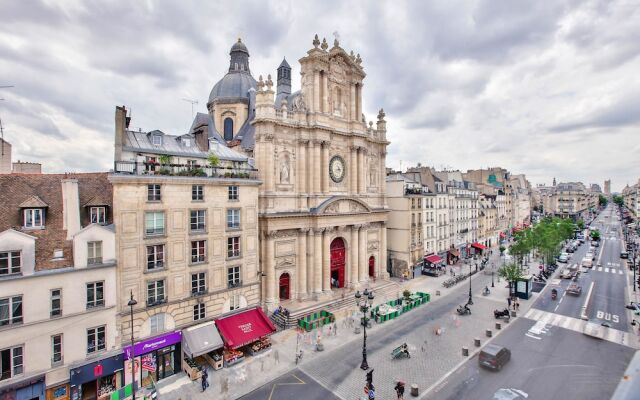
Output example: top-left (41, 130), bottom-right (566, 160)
top-left (314, 196), bottom-right (372, 215)
top-left (276, 256), bottom-right (295, 268)
top-left (367, 241), bottom-right (379, 251)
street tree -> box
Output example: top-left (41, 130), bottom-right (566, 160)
top-left (498, 262), bottom-right (523, 296)
top-left (599, 195), bottom-right (608, 207)
top-left (613, 195), bottom-right (624, 207)
top-left (591, 229), bottom-right (601, 241)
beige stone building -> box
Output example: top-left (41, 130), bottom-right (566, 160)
top-left (622, 180), bottom-right (639, 219)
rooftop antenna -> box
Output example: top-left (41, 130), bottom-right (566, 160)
top-left (182, 98), bottom-right (198, 118)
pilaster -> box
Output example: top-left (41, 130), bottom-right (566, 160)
top-left (313, 228), bottom-right (323, 295)
top-left (297, 228), bottom-right (308, 299)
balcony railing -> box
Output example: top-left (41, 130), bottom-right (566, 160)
top-left (228, 280), bottom-right (242, 289)
top-left (114, 161), bottom-right (259, 180)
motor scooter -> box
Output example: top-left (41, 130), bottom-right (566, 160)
top-left (456, 304), bottom-right (472, 315)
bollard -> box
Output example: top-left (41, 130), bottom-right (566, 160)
top-left (462, 347), bottom-right (469, 356)
top-left (436, 290), bottom-right (441, 296)
top-left (496, 322), bottom-right (501, 330)
top-left (486, 329), bottom-right (492, 338)
top-left (411, 384), bottom-right (419, 397)
top-left (504, 317), bottom-right (510, 323)
top-left (316, 343), bottom-right (324, 352)
top-left (354, 327), bottom-right (361, 334)
top-left (511, 311), bottom-right (517, 318)
top-left (474, 338), bottom-right (481, 347)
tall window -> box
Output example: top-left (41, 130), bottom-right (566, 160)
top-left (87, 326), bottom-right (106, 354)
top-left (0, 296), bottom-right (23, 326)
top-left (223, 117), bottom-right (234, 141)
top-left (147, 244), bottom-right (165, 270)
top-left (0, 251), bottom-right (21, 275)
top-left (50, 289), bottom-right (62, 318)
top-left (190, 210), bottom-right (206, 232)
top-left (24, 208), bottom-right (44, 228)
top-left (86, 282), bottom-right (104, 309)
top-left (227, 237), bottom-right (240, 258)
top-left (0, 346), bottom-right (23, 380)
top-left (149, 314), bottom-right (165, 334)
top-left (90, 207), bottom-right (106, 224)
top-left (192, 185), bottom-right (204, 201)
top-left (229, 294), bottom-right (240, 311)
top-left (147, 184), bottom-right (161, 201)
top-left (152, 135), bottom-right (162, 146)
top-left (147, 280), bottom-right (166, 306)
top-left (191, 272), bottom-right (206, 295)
top-left (228, 266), bottom-right (241, 288)
top-left (51, 334), bottom-right (63, 366)
top-left (193, 303), bottom-right (205, 321)
top-left (227, 209), bottom-right (240, 229)
top-left (145, 212), bottom-right (165, 236)
top-left (228, 186), bottom-right (239, 201)
top-left (191, 240), bottom-right (206, 264)
top-left (87, 241), bottom-right (103, 265)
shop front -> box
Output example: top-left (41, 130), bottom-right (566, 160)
top-left (69, 354), bottom-right (123, 400)
top-left (181, 321), bottom-right (224, 380)
top-left (422, 254), bottom-right (444, 276)
top-left (0, 375), bottom-right (45, 400)
top-left (447, 247), bottom-right (460, 265)
top-left (122, 331), bottom-right (181, 391)
top-left (470, 242), bottom-right (487, 256)
top-left (215, 307), bottom-right (276, 367)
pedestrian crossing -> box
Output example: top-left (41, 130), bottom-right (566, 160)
top-left (524, 308), bottom-right (630, 346)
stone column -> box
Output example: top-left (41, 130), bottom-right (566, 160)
top-left (321, 141), bottom-right (329, 193)
top-left (265, 232), bottom-right (276, 307)
top-left (298, 140), bottom-right (307, 194)
top-left (314, 69), bottom-right (320, 112)
top-left (350, 225), bottom-right (359, 287)
top-left (265, 136), bottom-right (275, 192)
top-left (313, 140), bottom-right (322, 194)
top-left (380, 222), bottom-right (389, 278)
top-left (297, 229), bottom-right (308, 299)
top-left (313, 228), bottom-right (323, 295)
top-left (358, 224), bottom-right (367, 282)
top-left (379, 150), bottom-right (387, 196)
top-left (322, 228), bottom-right (332, 293)
top-left (322, 72), bottom-right (329, 113)
top-left (350, 83), bottom-right (356, 121)
top-left (357, 147), bottom-right (366, 194)
top-left (306, 229), bottom-right (314, 296)
top-left (350, 146), bottom-right (358, 194)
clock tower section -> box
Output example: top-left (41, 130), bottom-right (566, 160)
top-left (252, 34), bottom-right (390, 310)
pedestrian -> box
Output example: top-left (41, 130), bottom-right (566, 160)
top-left (395, 381), bottom-right (405, 399)
top-left (328, 325), bottom-right (332, 336)
top-left (201, 367), bottom-right (209, 392)
top-left (334, 322), bottom-right (338, 336)
top-left (516, 300), bottom-right (520, 311)
top-left (507, 297), bottom-right (512, 309)
top-left (274, 349), bottom-right (280, 364)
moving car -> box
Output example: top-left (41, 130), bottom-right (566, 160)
top-left (593, 241), bottom-right (600, 247)
top-left (562, 269), bottom-right (573, 279)
top-left (478, 344), bottom-right (511, 371)
top-left (586, 252), bottom-right (596, 261)
top-left (567, 283), bottom-right (582, 295)
top-left (582, 258), bottom-right (593, 268)
top-left (621, 251), bottom-right (629, 259)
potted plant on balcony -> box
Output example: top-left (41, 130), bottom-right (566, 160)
top-left (158, 154), bottom-right (172, 175)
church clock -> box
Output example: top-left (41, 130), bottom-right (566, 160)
top-left (329, 155), bottom-right (346, 183)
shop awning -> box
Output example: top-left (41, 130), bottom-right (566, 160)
top-left (182, 321), bottom-right (224, 359)
top-left (215, 307), bottom-right (276, 350)
top-left (448, 249), bottom-right (460, 257)
top-left (424, 255), bottom-right (443, 264)
top-left (500, 232), bottom-right (506, 238)
top-left (471, 242), bottom-right (487, 250)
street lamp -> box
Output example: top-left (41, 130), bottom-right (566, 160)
top-left (127, 291), bottom-right (138, 400)
top-left (467, 264), bottom-right (473, 305)
top-left (355, 288), bottom-right (375, 370)
top-left (491, 263), bottom-right (495, 288)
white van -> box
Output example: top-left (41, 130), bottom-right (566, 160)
top-left (582, 257), bottom-right (593, 268)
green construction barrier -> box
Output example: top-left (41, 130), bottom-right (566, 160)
top-left (297, 310), bottom-right (335, 332)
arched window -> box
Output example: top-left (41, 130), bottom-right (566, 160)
top-left (224, 118), bottom-right (234, 141)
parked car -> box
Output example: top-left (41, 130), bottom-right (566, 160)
top-left (558, 253), bottom-right (569, 263)
top-left (582, 258), bottom-right (593, 268)
top-left (567, 283), bottom-right (582, 295)
top-left (593, 241), bottom-right (600, 247)
top-left (478, 344), bottom-right (511, 371)
top-left (562, 269), bottom-right (573, 279)
top-left (621, 251), bottom-right (629, 259)
top-left (586, 252), bottom-right (596, 261)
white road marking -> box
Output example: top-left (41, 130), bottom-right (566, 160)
top-left (605, 267), bottom-right (610, 272)
top-left (619, 270), bottom-right (624, 275)
top-left (525, 333), bottom-right (541, 340)
top-left (554, 304), bottom-right (560, 312)
top-left (598, 267), bottom-right (603, 271)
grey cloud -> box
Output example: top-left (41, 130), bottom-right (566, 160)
top-left (550, 91), bottom-right (640, 132)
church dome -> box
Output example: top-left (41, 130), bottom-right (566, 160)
top-left (230, 38), bottom-right (249, 55)
top-left (208, 38), bottom-right (256, 103)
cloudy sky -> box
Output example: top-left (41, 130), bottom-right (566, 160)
top-left (1, 0), bottom-right (639, 191)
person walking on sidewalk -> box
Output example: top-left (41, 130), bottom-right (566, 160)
top-left (395, 381), bottom-right (405, 399)
top-left (507, 297), bottom-right (512, 309)
top-left (515, 300), bottom-right (520, 311)
top-left (201, 367), bottom-right (209, 392)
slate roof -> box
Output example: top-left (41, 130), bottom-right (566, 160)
top-left (19, 195), bottom-right (49, 208)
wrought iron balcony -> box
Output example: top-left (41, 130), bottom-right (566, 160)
top-left (113, 161), bottom-right (259, 180)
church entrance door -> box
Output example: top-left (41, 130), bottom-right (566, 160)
top-left (330, 238), bottom-right (346, 288)
top-left (279, 273), bottom-right (290, 300)
top-left (369, 256), bottom-right (375, 278)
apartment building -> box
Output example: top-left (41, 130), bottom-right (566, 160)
top-left (0, 173), bottom-right (117, 400)
top-left (622, 180), bottom-right (640, 220)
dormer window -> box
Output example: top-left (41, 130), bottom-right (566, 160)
top-left (183, 138), bottom-right (191, 147)
top-left (24, 208), bottom-right (44, 229)
top-left (90, 207), bottom-right (106, 224)
top-left (152, 135), bottom-right (162, 146)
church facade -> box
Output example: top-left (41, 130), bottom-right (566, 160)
top-left (195, 35), bottom-right (390, 309)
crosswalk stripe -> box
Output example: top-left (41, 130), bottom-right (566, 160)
top-left (605, 267), bottom-right (610, 272)
top-left (598, 267), bottom-right (603, 271)
top-left (619, 270), bottom-right (624, 275)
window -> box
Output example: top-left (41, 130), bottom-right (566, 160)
top-left (149, 314), bottom-right (165, 334)
top-left (147, 280), bottom-right (165, 306)
top-left (147, 184), bottom-right (161, 201)
top-left (53, 249), bottom-right (64, 259)
top-left (193, 303), bottom-right (205, 321)
top-left (227, 266), bottom-right (241, 288)
top-left (0, 251), bottom-right (21, 275)
top-left (190, 210), bottom-right (206, 232)
top-left (52, 334), bottom-right (63, 365)
top-left (87, 241), bottom-right (103, 265)
top-left (227, 209), bottom-right (240, 229)
top-left (229, 294), bottom-right (240, 311)
top-left (224, 118), bottom-right (234, 141)
top-left (50, 289), bottom-right (62, 318)
top-left (191, 240), bottom-right (206, 264)
top-left (145, 212), bottom-right (165, 236)
top-left (227, 237), bottom-right (241, 258)
top-left (146, 245), bottom-right (165, 270)
top-left (187, 160), bottom-right (197, 169)
top-left (87, 326), bottom-right (106, 354)
top-left (228, 186), bottom-right (239, 201)
top-left (191, 272), bottom-right (206, 295)
top-left (0, 296), bottom-right (22, 326)
top-left (90, 207), bottom-right (106, 224)
top-left (86, 282), bottom-right (104, 309)
top-left (24, 208), bottom-right (44, 228)
top-left (192, 185), bottom-right (203, 201)
top-left (152, 135), bottom-right (162, 146)
top-left (0, 346), bottom-right (23, 380)
top-left (183, 138), bottom-right (191, 147)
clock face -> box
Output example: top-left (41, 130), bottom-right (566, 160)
top-left (329, 156), bottom-right (346, 183)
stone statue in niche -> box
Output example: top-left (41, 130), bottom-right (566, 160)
top-left (291, 93), bottom-right (307, 111)
top-left (369, 168), bottom-right (377, 186)
top-left (280, 155), bottom-right (290, 183)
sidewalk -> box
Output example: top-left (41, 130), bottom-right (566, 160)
top-left (156, 247), bottom-right (534, 400)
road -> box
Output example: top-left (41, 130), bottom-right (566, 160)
top-left (239, 369), bottom-right (340, 400)
top-left (427, 317), bottom-right (635, 400)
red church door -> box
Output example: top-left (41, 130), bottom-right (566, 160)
top-left (330, 238), bottom-right (346, 288)
top-left (279, 273), bottom-right (290, 300)
top-left (369, 256), bottom-right (375, 278)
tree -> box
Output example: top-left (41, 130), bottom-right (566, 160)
top-left (498, 263), bottom-right (523, 296)
top-left (613, 195), bottom-right (624, 207)
top-left (207, 153), bottom-right (220, 167)
top-left (591, 229), bottom-right (601, 241)
top-left (599, 195), bottom-right (608, 207)
top-left (577, 219), bottom-right (585, 230)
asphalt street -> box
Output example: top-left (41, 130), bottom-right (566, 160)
top-left (238, 369), bottom-right (340, 400)
top-left (426, 317), bottom-right (635, 400)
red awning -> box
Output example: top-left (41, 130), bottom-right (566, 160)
top-left (471, 242), bottom-right (487, 250)
top-left (499, 232), bottom-right (506, 238)
top-left (215, 307), bottom-right (276, 349)
top-left (449, 249), bottom-right (460, 257)
top-left (424, 255), bottom-right (443, 264)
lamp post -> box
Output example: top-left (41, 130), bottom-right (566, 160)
top-left (491, 263), bottom-right (495, 288)
top-left (127, 291), bottom-right (138, 400)
top-left (355, 288), bottom-right (375, 370)
top-left (467, 264), bottom-right (473, 305)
